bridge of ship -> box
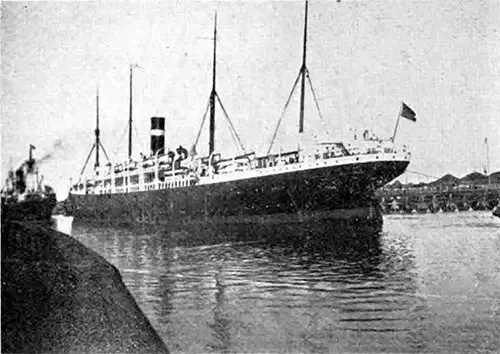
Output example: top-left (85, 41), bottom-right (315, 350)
top-left (70, 140), bottom-right (410, 195)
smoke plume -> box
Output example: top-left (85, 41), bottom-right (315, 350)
top-left (38, 139), bottom-right (64, 164)
top-left (16, 139), bottom-right (66, 170)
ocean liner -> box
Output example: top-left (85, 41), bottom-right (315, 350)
top-left (1, 145), bottom-right (57, 223)
top-left (68, 2), bottom-right (413, 230)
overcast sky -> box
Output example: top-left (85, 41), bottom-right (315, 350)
top-left (2, 0), bottom-right (499, 198)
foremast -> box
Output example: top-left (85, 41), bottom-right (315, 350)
top-left (193, 13), bottom-right (245, 158)
top-left (77, 87), bottom-right (110, 180)
top-left (94, 87), bottom-right (100, 168)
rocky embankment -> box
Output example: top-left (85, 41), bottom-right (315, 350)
top-left (1, 220), bottom-right (169, 354)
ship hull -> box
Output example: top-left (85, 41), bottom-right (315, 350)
top-left (69, 160), bottom-right (407, 235)
top-left (1, 194), bottom-right (57, 225)
top-left (73, 207), bottom-right (384, 248)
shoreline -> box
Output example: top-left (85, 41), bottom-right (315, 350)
top-left (1, 219), bottom-right (169, 353)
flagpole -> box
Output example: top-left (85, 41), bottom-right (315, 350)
top-left (391, 102), bottom-right (403, 142)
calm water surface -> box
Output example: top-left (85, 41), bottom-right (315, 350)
top-left (71, 212), bottom-right (500, 353)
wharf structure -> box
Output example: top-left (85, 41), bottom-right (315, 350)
top-left (378, 172), bottom-right (500, 213)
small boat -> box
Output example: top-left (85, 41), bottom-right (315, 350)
top-left (1, 145), bottom-right (57, 224)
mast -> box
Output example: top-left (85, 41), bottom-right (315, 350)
top-left (128, 65), bottom-right (133, 160)
top-left (486, 137), bottom-right (491, 185)
top-left (94, 87), bottom-right (100, 168)
top-left (299, 0), bottom-right (308, 133)
top-left (209, 13), bottom-right (217, 155)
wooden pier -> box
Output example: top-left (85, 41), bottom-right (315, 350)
top-left (377, 184), bottom-right (500, 214)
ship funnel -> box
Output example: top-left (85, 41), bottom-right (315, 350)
top-left (150, 117), bottom-right (166, 156)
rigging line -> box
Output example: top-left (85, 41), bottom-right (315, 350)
top-left (211, 96), bottom-right (240, 154)
top-left (305, 69), bottom-right (331, 140)
top-left (133, 124), bottom-right (145, 155)
top-left (229, 121), bottom-right (243, 155)
top-left (227, 119), bottom-right (242, 155)
top-left (215, 93), bottom-right (242, 153)
top-left (216, 105), bottom-right (240, 154)
top-left (266, 68), bottom-right (303, 156)
top-left (99, 141), bottom-right (111, 163)
top-left (194, 97), bottom-right (211, 148)
top-left (78, 143), bottom-right (96, 180)
top-left (112, 124), bottom-right (129, 159)
top-left (215, 92), bottom-right (246, 154)
top-left (406, 170), bottom-right (441, 180)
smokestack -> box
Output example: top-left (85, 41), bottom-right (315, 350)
top-left (150, 117), bottom-right (166, 156)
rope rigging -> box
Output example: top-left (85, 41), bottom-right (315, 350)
top-left (192, 93), bottom-right (246, 156)
top-left (111, 124), bottom-right (130, 160)
top-left (133, 123), bottom-right (145, 156)
top-left (305, 68), bottom-right (330, 138)
top-left (78, 138), bottom-right (112, 182)
top-left (406, 170), bottom-right (441, 180)
top-left (78, 144), bottom-right (95, 182)
top-left (266, 65), bottom-right (330, 155)
top-left (216, 93), bottom-right (246, 155)
top-left (193, 97), bottom-right (211, 149)
top-left (266, 0), bottom-right (332, 155)
top-left (99, 141), bottom-right (111, 163)
top-left (266, 68), bottom-right (302, 156)
top-left (192, 12), bottom-right (247, 158)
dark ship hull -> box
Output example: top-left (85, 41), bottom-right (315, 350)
top-left (1, 195), bottom-right (57, 224)
top-left (69, 159), bottom-right (407, 230)
top-left (68, 3), bottom-right (414, 245)
top-left (2, 144), bottom-right (57, 225)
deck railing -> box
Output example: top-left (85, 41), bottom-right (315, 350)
top-left (73, 141), bottom-right (409, 195)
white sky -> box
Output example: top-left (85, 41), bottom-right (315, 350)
top-left (2, 0), bottom-right (500, 199)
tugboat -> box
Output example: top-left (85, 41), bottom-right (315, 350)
top-left (1, 145), bottom-right (57, 224)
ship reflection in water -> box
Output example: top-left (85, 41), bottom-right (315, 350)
top-left (71, 212), bottom-right (500, 353)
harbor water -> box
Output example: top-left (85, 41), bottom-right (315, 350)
top-left (71, 211), bottom-right (500, 353)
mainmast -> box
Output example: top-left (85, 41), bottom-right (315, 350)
top-left (209, 13), bottom-right (217, 156)
top-left (299, 0), bottom-right (309, 133)
top-left (94, 87), bottom-right (100, 168)
top-left (128, 65), bottom-right (133, 160)
top-left (266, 0), bottom-right (324, 155)
top-left (192, 13), bottom-right (245, 157)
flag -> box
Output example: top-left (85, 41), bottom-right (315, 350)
top-left (401, 102), bottom-right (416, 121)
top-left (30, 144), bottom-right (36, 150)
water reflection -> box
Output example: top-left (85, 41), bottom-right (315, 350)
top-left (207, 265), bottom-right (231, 353)
top-left (71, 212), bottom-right (500, 353)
